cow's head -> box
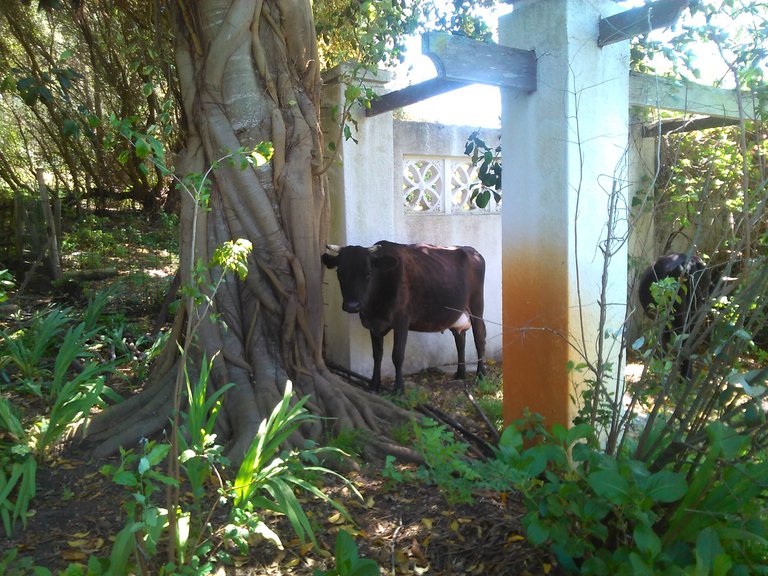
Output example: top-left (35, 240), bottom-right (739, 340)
top-left (322, 244), bottom-right (398, 314)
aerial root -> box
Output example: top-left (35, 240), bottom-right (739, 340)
top-left (82, 366), bottom-right (176, 444)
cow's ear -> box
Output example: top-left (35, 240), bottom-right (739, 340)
top-left (371, 254), bottom-right (398, 273)
top-left (321, 253), bottom-right (339, 269)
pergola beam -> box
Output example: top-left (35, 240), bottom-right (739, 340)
top-left (366, 32), bottom-right (536, 117)
top-left (598, 0), bottom-right (690, 47)
top-left (365, 77), bottom-right (468, 117)
top-left (629, 70), bottom-right (761, 120)
top-left (642, 116), bottom-right (741, 137)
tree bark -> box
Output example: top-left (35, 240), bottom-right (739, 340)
top-left (37, 169), bottom-right (62, 282)
top-left (82, 0), bottom-right (412, 464)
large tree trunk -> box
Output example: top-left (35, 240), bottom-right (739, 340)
top-left (83, 0), bottom-right (411, 463)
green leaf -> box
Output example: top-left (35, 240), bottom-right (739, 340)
top-left (628, 552), bottom-right (653, 575)
top-left (642, 470), bottom-right (687, 503)
top-left (497, 425), bottom-right (523, 456)
top-left (344, 84), bottom-right (361, 101)
top-left (726, 368), bottom-right (767, 397)
top-left (633, 519), bottom-right (661, 559)
top-left (695, 527), bottom-right (724, 573)
top-left (145, 442), bottom-right (171, 466)
top-left (62, 119), bottom-right (80, 137)
top-left (350, 560), bottom-right (381, 576)
top-left (524, 514), bottom-right (549, 545)
top-left (587, 469), bottom-right (632, 504)
top-left (566, 423), bottom-right (595, 446)
top-left (475, 190), bottom-right (490, 208)
top-left (109, 522), bottom-right (143, 574)
top-left (134, 137), bottom-right (151, 159)
top-left (335, 529), bottom-right (358, 573)
top-left (112, 470), bottom-right (138, 487)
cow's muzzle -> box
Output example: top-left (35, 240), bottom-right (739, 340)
top-left (342, 301), bottom-right (361, 313)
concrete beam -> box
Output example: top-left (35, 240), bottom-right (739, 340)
top-left (421, 32), bottom-right (537, 91)
top-left (367, 32), bottom-right (535, 117)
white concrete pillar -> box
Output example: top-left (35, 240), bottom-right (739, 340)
top-left (320, 66), bottom-right (395, 377)
top-left (499, 0), bottom-right (630, 429)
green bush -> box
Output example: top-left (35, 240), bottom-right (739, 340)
top-left (315, 530), bottom-right (380, 576)
top-left (228, 381), bottom-right (361, 550)
top-left (0, 270), bottom-right (13, 304)
top-left (0, 297), bottom-right (118, 535)
top-left (405, 416), bottom-right (768, 574)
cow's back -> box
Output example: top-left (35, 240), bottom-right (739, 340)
top-left (372, 241), bottom-right (485, 333)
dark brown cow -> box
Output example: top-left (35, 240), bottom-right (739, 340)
top-left (637, 252), bottom-right (710, 378)
top-left (322, 241), bottom-right (487, 394)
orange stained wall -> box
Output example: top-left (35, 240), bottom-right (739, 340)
top-left (502, 249), bottom-right (571, 429)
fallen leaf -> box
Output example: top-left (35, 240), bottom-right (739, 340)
top-left (327, 511), bottom-right (345, 524)
top-left (410, 538), bottom-right (426, 563)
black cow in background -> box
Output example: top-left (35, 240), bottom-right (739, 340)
top-left (637, 252), bottom-right (711, 378)
top-left (322, 241), bottom-right (487, 394)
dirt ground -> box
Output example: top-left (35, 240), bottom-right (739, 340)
top-left (3, 369), bottom-right (554, 575)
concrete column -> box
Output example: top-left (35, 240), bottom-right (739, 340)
top-left (499, 0), bottom-right (630, 429)
top-left (320, 66), bottom-right (395, 377)
top-left (627, 118), bottom-right (660, 344)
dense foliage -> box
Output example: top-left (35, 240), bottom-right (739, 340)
top-left (0, 1), bottom-right (179, 213)
top-left (0, 0), bottom-right (499, 219)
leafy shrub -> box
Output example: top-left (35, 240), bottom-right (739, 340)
top-left (101, 441), bottom-right (178, 571)
top-left (412, 418), bottom-right (482, 504)
top-left (1, 307), bottom-right (71, 387)
top-left (406, 416), bottom-right (768, 574)
top-left (228, 381), bottom-right (361, 550)
top-left (0, 270), bottom-right (13, 304)
top-left (0, 398), bottom-right (36, 536)
top-left (315, 529), bottom-right (380, 576)
top-left (0, 297), bottom-right (117, 535)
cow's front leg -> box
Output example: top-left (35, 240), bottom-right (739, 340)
top-left (391, 322), bottom-right (409, 394)
top-left (370, 331), bottom-right (384, 393)
top-left (451, 328), bottom-right (467, 380)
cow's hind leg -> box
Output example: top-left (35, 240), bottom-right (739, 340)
top-left (370, 332), bottom-right (384, 393)
top-left (470, 315), bottom-right (487, 379)
top-left (451, 328), bottom-right (467, 380)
